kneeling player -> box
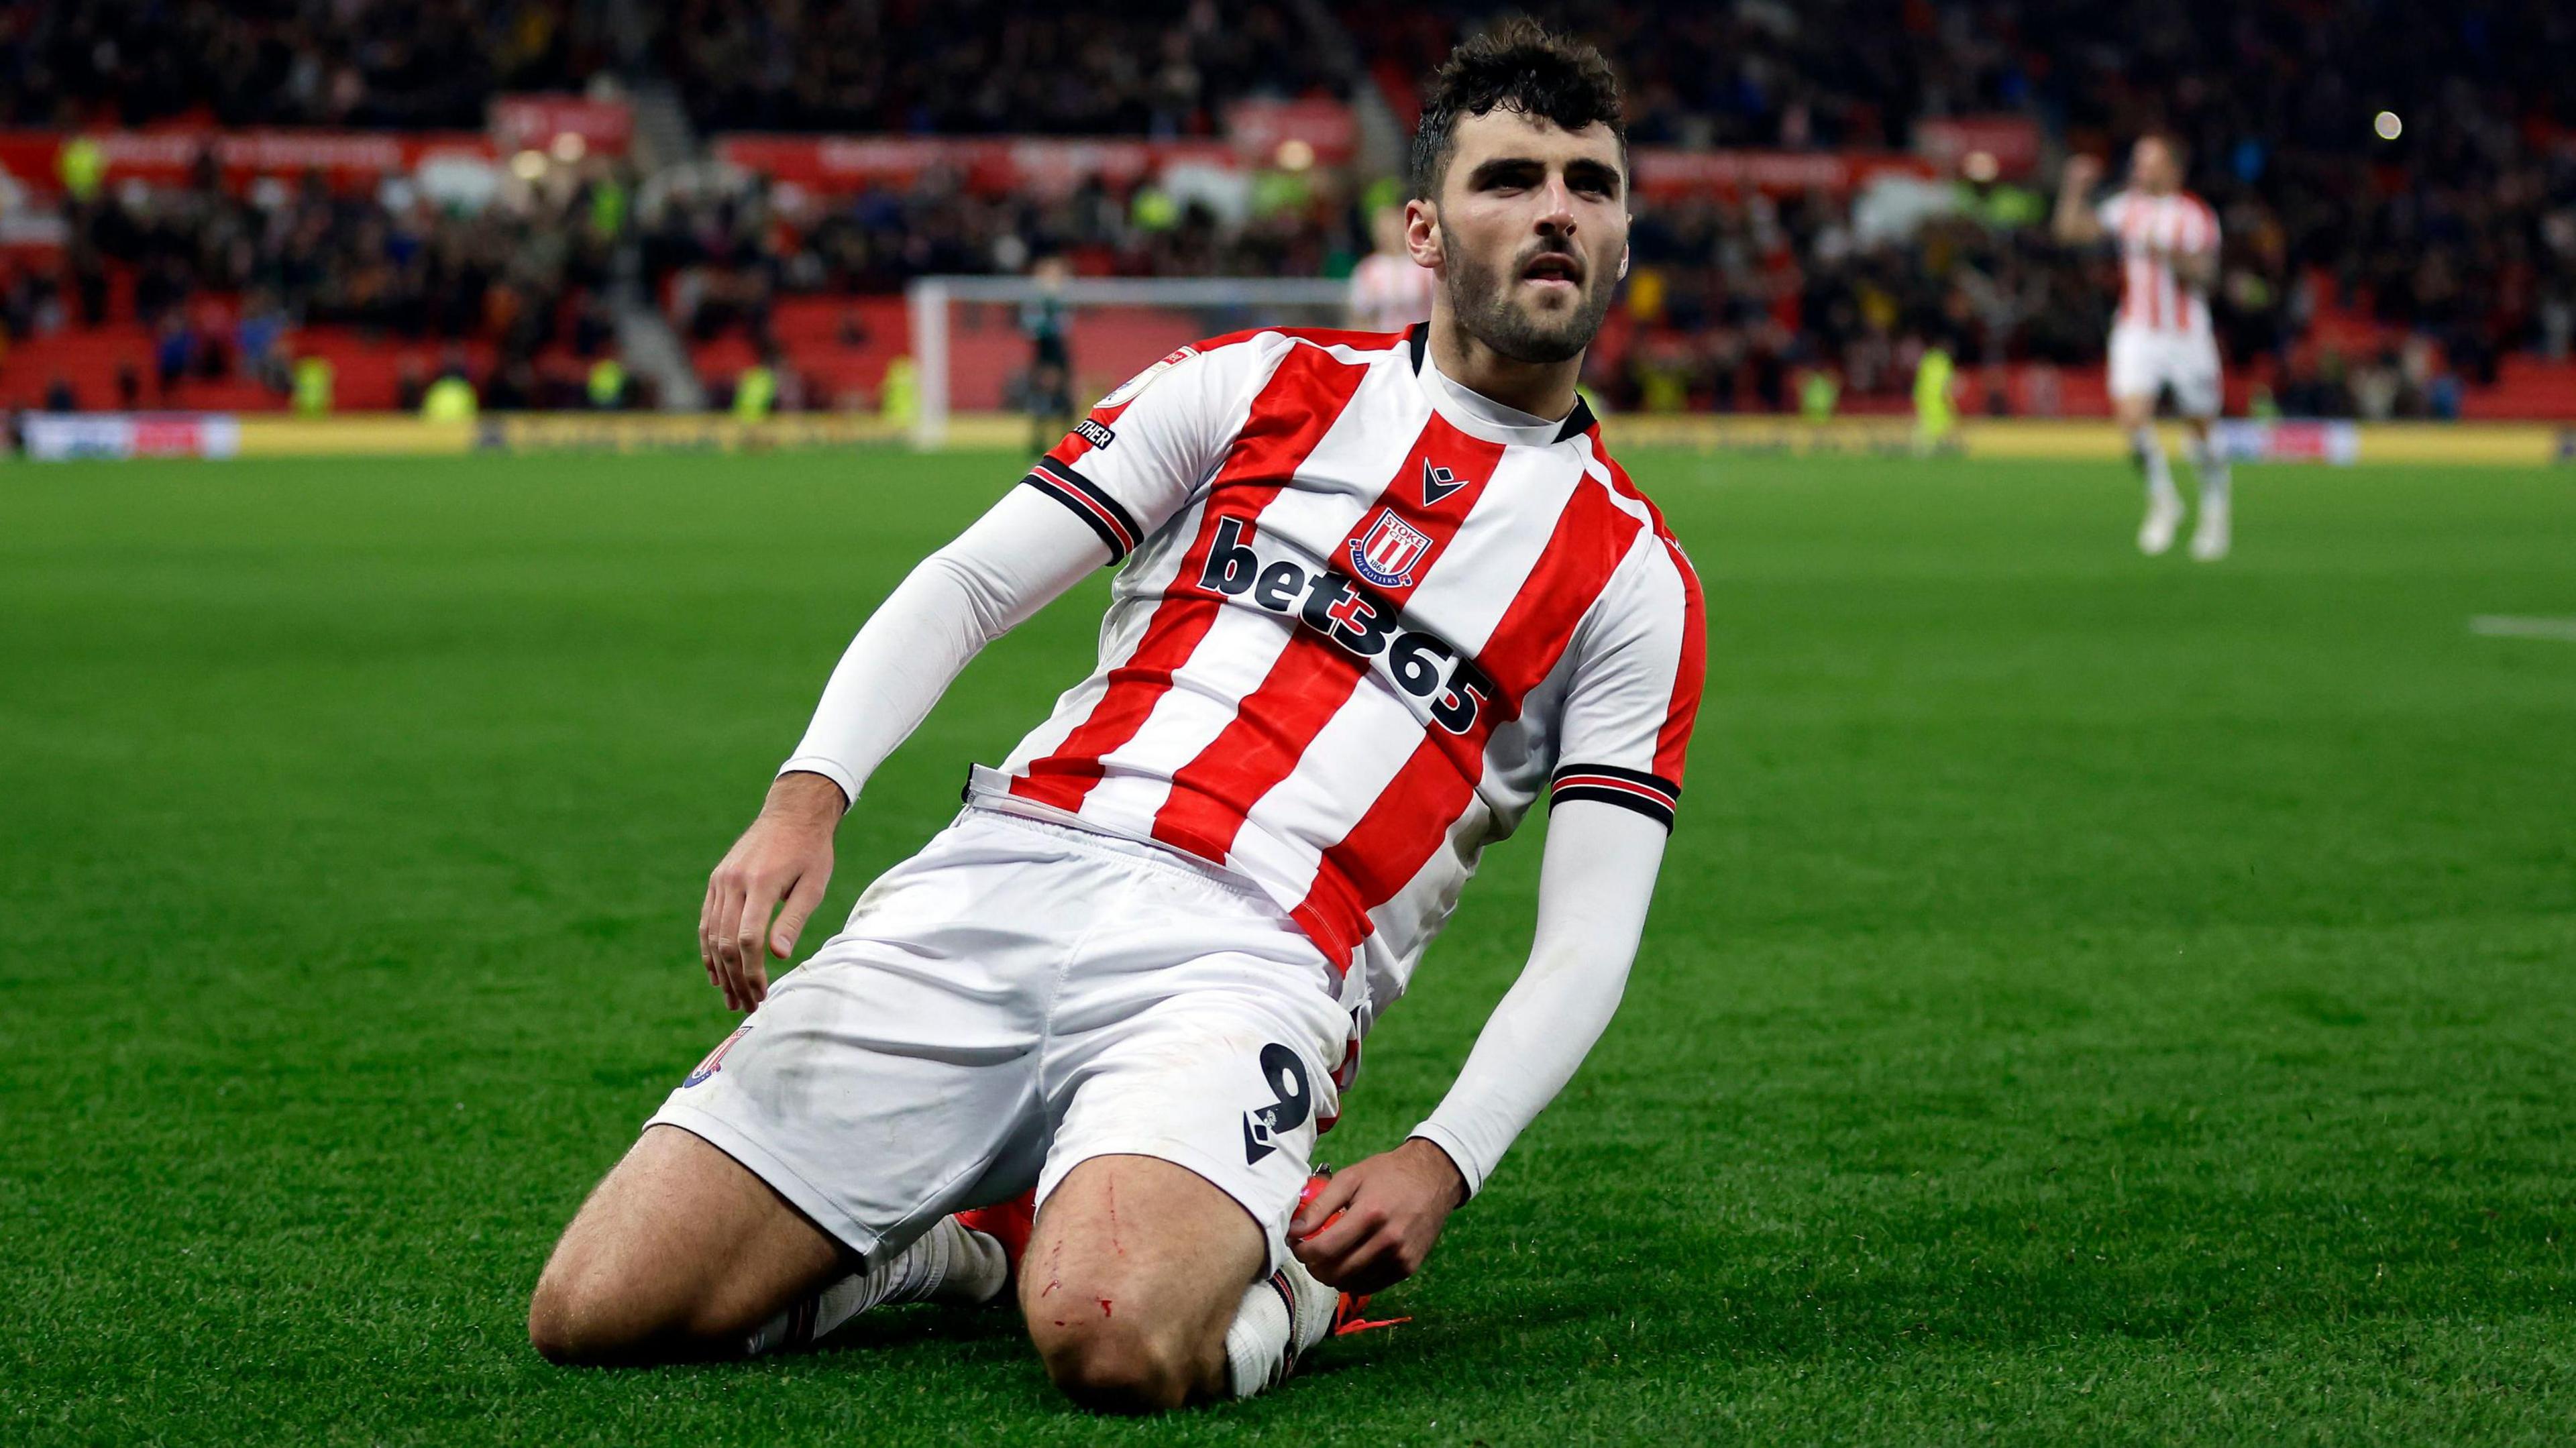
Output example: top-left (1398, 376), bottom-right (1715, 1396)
top-left (2054, 133), bottom-right (2233, 560)
top-left (527, 23), bottom-right (1704, 1412)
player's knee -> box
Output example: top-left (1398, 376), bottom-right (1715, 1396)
top-left (527, 1268), bottom-right (604, 1364)
top-left (527, 1254), bottom-right (657, 1366)
top-left (1029, 1290), bottom-right (1201, 1414)
top-left (1037, 1321), bottom-right (1197, 1414)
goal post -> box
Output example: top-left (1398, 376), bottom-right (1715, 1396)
top-left (906, 275), bottom-right (1358, 449)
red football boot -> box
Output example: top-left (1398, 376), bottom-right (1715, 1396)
top-left (952, 1187), bottom-right (1036, 1284)
top-left (1291, 1168), bottom-right (1409, 1342)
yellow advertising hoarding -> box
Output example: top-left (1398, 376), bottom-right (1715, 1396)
top-left (174, 411), bottom-right (2573, 465)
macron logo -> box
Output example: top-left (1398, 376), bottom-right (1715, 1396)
top-left (1420, 459), bottom-right (1463, 506)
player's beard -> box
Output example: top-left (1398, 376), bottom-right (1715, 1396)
top-left (1439, 225), bottom-right (1617, 365)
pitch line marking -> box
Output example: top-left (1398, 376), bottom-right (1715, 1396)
top-left (2469, 616), bottom-right (2576, 642)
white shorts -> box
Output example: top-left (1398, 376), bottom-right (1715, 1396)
top-left (2108, 324), bottom-right (2223, 417)
top-left (647, 808), bottom-right (1350, 1272)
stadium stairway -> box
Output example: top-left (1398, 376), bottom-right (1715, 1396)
top-left (616, 304), bottom-right (706, 412)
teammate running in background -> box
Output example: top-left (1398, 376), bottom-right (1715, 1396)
top-left (529, 21), bottom-right (1701, 1414)
top-left (2054, 134), bottom-right (2233, 560)
top-left (1348, 201), bottom-right (1440, 333)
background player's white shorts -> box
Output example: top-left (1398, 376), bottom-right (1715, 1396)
top-left (2107, 324), bottom-right (2224, 417)
top-left (647, 807), bottom-right (1349, 1273)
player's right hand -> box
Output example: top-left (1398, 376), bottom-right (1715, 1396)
top-left (2062, 152), bottom-right (2104, 187)
top-left (700, 771), bottom-right (847, 1012)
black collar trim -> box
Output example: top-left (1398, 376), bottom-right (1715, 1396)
top-left (1554, 394), bottom-right (1597, 443)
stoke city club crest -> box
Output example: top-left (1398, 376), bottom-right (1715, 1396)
top-left (1348, 509), bottom-right (1434, 588)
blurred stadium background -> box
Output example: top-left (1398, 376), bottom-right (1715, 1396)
top-left (7, 5), bottom-right (2576, 1444)
top-left (2, 0), bottom-right (2572, 457)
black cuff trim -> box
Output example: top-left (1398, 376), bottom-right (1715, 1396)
top-left (1022, 474), bottom-right (1126, 561)
top-left (1020, 469), bottom-right (1133, 563)
top-left (1548, 763), bottom-right (1680, 829)
top-left (1033, 455), bottom-right (1141, 549)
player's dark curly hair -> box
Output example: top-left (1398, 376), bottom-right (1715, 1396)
top-left (1409, 17), bottom-right (1627, 200)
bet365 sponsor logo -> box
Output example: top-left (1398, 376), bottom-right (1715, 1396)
top-left (1197, 515), bottom-right (1495, 732)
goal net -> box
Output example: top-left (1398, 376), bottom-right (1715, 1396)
top-left (904, 275), bottom-right (1358, 449)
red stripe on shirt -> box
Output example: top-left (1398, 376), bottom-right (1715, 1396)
top-left (1290, 478), bottom-right (1646, 968)
top-left (2146, 198), bottom-right (2167, 332)
top-left (1010, 343), bottom-right (1371, 814)
top-left (2117, 199), bottom-right (2140, 328)
top-left (2167, 201), bottom-right (2188, 333)
top-left (1654, 549), bottom-right (1707, 783)
top-left (1148, 414), bottom-right (1505, 865)
top-left (1598, 452), bottom-right (1707, 785)
top-left (1042, 329), bottom-right (1289, 469)
top-left (1046, 359), bottom-right (1160, 469)
top-left (2183, 196), bottom-right (2216, 337)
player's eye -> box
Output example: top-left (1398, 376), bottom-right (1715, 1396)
top-left (1566, 166), bottom-right (1620, 199)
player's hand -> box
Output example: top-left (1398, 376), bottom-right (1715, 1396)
top-left (700, 771), bottom-right (846, 1012)
top-left (2062, 153), bottom-right (2104, 188)
top-left (1289, 1137), bottom-right (1469, 1294)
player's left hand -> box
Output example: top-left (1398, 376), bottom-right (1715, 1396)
top-left (700, 771), bottom-right (845, 1012)
top-left (1289, 1137), bottom-right (1469, 1293)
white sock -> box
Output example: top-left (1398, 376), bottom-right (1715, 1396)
top-left (1222, 1273), bottom-right (1299, 1398)
top-left (1222, 1260), bottom-right (1348, 1399)
top-left (742, 1217), bottom-right (1010, 1356)
top-left (2133, 425), bottom-right (2178, 506)
top-left (2190, 437), bottom-right (2231, 512)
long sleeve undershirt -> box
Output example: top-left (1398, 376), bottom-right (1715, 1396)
top-left (782, 474), bottom-right (1665, 1199)
top-left (777, 485), bottom-right (1098, 807)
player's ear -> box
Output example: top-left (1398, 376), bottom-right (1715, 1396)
top-left (1617, 239), bottom-right (1630, 282)
top-left (1406, 199), bottom-right (1441, 268)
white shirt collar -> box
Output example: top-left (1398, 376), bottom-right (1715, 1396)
top-left (1404, 323), bottom-right (1592, 447)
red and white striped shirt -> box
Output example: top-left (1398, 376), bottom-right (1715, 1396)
top-left (2097, 189), bottom-right (2219, 337)
top-left (986, 323), bottom-right (1705, 1018)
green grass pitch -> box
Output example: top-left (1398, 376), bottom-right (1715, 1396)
top-left (4, 447), bottom-right (2573, 1445)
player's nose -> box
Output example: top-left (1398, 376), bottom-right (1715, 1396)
top-left (1534, 174), bottom-right (1576, 233)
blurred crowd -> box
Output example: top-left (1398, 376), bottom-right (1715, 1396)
top-left (659, 0), bottom-right (1341, 137)
top-left (0, 0), bottom-right (602, 129)
top-left (2106, 1), bottom-right (2576, 400)
top-left (2, 150), bottom-right (633, 410)
top-left (640, 167), bottom-right (1355, 348)
top-left (5, 1), bottom-right (2572, 419)
top-left (1363, 1), bottom-right (2576, 415)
